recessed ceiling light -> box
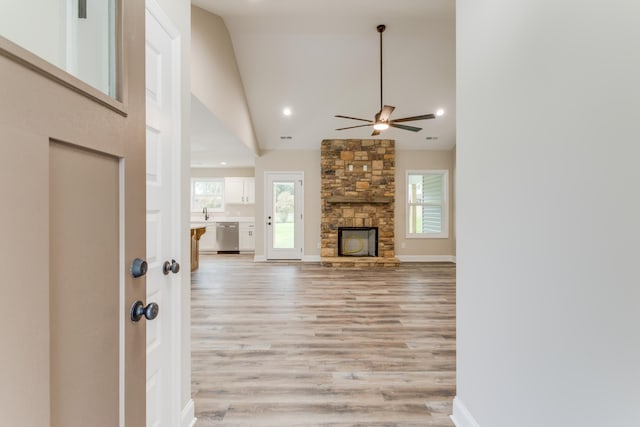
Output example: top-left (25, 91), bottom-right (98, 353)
top-left (220, 161), bottom-right (227, 166)
top-left (436, 109), bottom-right (445, 117)
top-left (283, 107), bottom-right (292, 116)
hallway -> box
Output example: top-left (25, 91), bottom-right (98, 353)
top-left (191, 255), bottom-right (456, 426)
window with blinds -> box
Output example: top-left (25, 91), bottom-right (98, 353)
top-left (407, 170), bottom-right (449, 238)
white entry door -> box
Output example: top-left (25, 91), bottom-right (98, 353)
top-left (145, 3), bottom-right (181, 426)
top-left (265, 172), bottom-right (304, 260)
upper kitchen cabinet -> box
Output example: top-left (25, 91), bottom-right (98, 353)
top-left (225, 177), bottom-right (255, 204)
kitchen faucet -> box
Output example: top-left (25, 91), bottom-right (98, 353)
top-left (203, 207), bottom-right (210, 221)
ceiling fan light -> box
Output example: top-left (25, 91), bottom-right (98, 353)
top-left (373, 122), bottom-right (389, 131)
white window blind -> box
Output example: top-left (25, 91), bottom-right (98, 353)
top-left (407, 170), bottom-right (448, 238)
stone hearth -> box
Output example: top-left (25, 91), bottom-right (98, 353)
top-left (320, 139), bottom-right (399, 268)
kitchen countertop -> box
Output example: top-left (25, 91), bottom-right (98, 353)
top-left (190, 217), bottom-right (255, 225)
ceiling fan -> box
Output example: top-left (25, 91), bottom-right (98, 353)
top-left (335, 24), bottom-right (438, 136)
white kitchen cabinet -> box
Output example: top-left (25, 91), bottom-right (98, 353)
top-left (197, 223), bottom-right (217, 252)
top-left (239, 222), bottom-right (255, 252)
top-left (225, 177), bottom-right (255, 204)
top-left (243, 178), bottom-right (255, 204)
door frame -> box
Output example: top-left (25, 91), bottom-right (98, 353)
top-left (264, 171), bottom-right (304, 260)
top-left (144, 1), bottom-right (184, 425)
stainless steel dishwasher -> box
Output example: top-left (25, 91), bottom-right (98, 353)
top-left (216, 222), bottom-right (239, 253)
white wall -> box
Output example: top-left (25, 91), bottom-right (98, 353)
top-left (456, 1), bottom-right (640, 427)
top-left (68, 0), bottom-right (113, 95)
top-left (0, 0), bottom-right (66, 68)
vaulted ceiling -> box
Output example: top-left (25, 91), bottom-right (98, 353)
top-left (191, 0), bottom-right (455, 167)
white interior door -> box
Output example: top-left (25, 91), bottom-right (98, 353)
top-left (265, 172), bottom-right (304, 260)
top-left (145, 3), bottom-right (181, 426)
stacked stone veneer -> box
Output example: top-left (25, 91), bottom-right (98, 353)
top-left (321, 139), bottom-right (397, 266)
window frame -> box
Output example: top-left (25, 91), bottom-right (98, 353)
top-left (190, 177), bottom-right (225, 213)
top-left (406, 169), bottom-right (449, 239)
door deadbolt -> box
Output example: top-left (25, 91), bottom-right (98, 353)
top-left (130, 301), bottom-right (159, 322)
top-left (162, 259), bottom-right (180, 275)
top-left (131, 258), bottom-right (148, 278)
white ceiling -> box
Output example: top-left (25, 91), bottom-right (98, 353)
top-left (191, 0), bottom-right (456, 167)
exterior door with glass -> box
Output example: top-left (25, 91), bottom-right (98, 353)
top-left (265, 172), bottom-right (304, 260)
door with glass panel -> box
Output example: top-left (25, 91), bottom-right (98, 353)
top-left (0, 1), bottom-right (145, 425)
top-left (265, 172), bottom-right (304, 260)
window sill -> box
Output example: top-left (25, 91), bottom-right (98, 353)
top-left (406, 233), bottom-right (449, 239)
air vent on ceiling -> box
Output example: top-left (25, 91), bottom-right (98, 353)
top-left (280, 136), bottom-right (293, 140)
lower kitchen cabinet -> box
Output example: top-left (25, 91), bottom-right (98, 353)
top-left (239, 222), bottom-right (255, 252)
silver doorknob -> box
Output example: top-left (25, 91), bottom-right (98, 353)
top-left (162, 259), bottom-right (180, 275)
top-left (131, 258), bottom-right (148, 278)
top-left (130, 301), bottom-right (159, 322)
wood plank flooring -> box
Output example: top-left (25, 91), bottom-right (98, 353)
top-left (191, 255), bottom-right (456, 426)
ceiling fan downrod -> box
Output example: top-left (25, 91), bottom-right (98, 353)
top-left (377, 24), bottom-right (385, 112)
top-left (333, 23), bottom-right (437, 136)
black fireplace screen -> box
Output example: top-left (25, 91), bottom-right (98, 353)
top-left (338, 227), bottom-right (378, 257)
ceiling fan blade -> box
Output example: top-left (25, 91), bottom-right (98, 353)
top-left (335, 115), bottom-right (372, 123)
top-left (336, 123), bottom-right (374, 131)
top-left (378, 105), bottom-right (395, 122)
top-left (391, 113), bottom-right (436, 123)
top-left (371, 129), bottom-right (382, 136)
top-left (390, 123), bottom-right (422, 132)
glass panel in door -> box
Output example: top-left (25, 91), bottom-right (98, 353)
top-left (0, 0), bottom-right (117, 97)
top-left (273, 181), bottom-right (295, 249)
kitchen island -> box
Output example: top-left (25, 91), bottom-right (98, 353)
top-left (190, 226), bottom-right (207, 271)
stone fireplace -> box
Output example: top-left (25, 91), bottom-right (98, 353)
top-left (320, 139), bottom-right (399, 267)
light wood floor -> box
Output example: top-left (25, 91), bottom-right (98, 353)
top-left (191, 255), bottom-right (456, 427)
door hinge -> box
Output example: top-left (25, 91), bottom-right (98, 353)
top-left (78, 0), bottom-right (87, 18)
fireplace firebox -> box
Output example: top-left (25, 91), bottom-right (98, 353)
top-left (338, 227), bottom-right (378, 257)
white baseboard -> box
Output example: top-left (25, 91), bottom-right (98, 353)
top-left (450, 397), bottom-right (480, 427)
top-left (253, 255), bottom-right (266, 262)
top-left (396, 255), bottom-right (456, 263)
top-left (181, 399), bottom-right (196, 427)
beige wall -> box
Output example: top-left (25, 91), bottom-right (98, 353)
top-left (191, 167), bottom-right (256, 218)
top-left (395, 149), bottom-right (456, 258)
top-left (255, 150), bottom-right (322, 258)
top-left (191, 166), bottom-right (254, 178)
top-left (254, 147), bottom-right (456, 260)
top-left (191, 6), bottom-right (259, 157)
